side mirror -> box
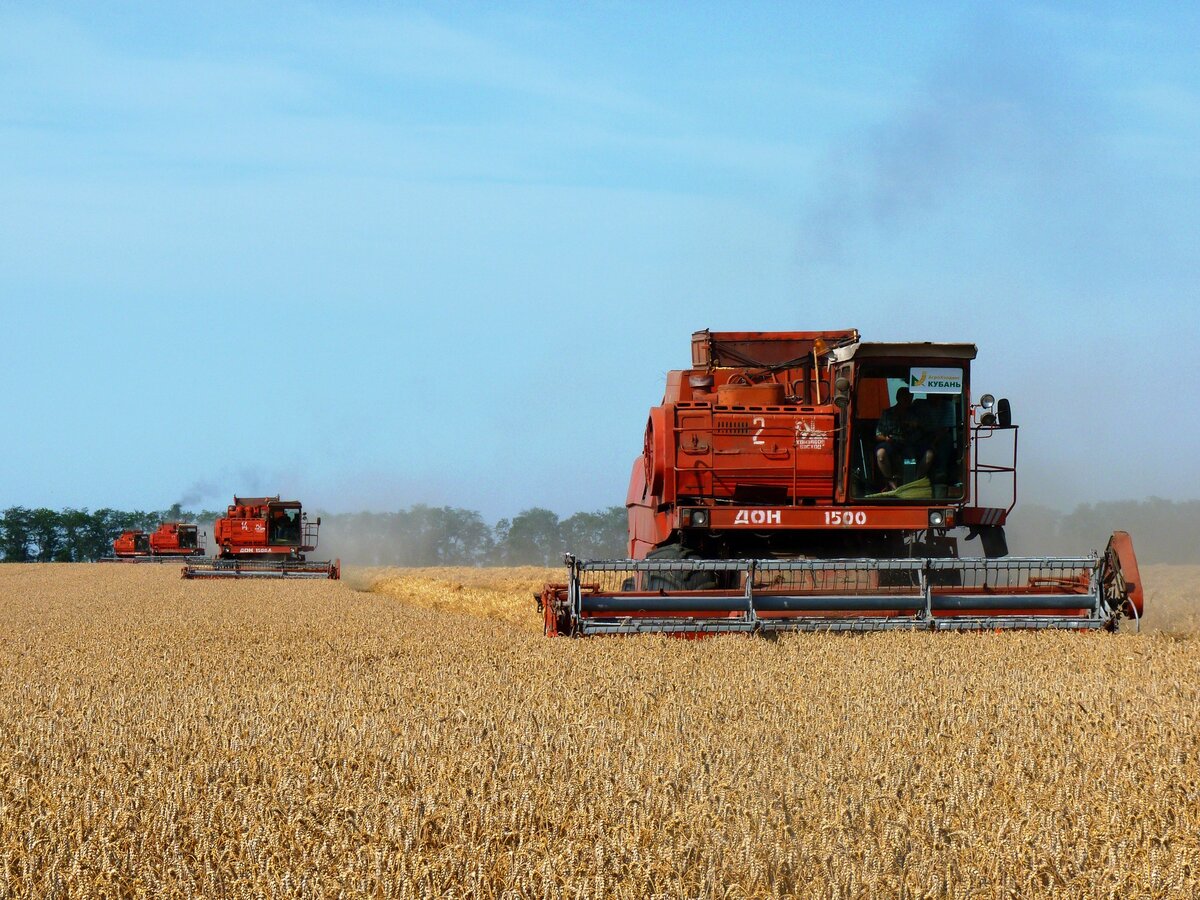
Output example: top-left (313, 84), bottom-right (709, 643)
top-left (997, 398), bottom-right (1012, 427)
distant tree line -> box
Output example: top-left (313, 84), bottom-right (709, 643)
top-left (0, 504), bottom-right (627, 566)
top-left (317, 505), bottom-right (627, 567)
top-left (3, 498), bottom-right (1197, 565)
top-left (0, 504), bottom-right (224, 563)
top-left (1006, 498), bottom-right (1200, 564)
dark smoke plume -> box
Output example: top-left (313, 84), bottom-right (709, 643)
top-left (801, 14), bottom-right (1096, 258)
top-left (176, 480), bottom-right (219, 509)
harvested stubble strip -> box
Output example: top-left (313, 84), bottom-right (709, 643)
top-left (360, 565), bottom-right (555, 633)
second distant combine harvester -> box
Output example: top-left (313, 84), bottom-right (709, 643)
top-left (540, 329), bottom-right (1143, 635)
top-left (107, 522), bottom-right (207, 561)
top-left (182, 496), bottom-right (340, 580)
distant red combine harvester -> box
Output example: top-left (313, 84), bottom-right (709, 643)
top-left (105, 522), bottom-right (206, 562)
top-left (182, 496), bottom-right (340, 580)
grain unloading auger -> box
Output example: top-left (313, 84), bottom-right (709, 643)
top-left (181, 496), bottom-right (340, 580)
top-left (539, 330), bottom-right (1144, 636)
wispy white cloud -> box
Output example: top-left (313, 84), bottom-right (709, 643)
top-left (0, 6), bottom-right (858, 192)
top-left (298, 8), bottom-right (666, 119)
top-left (0, 11), bottom-right (314, 123)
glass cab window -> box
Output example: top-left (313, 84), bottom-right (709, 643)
top-left (269, 507), bottom-right (302, 545)
top-left (849, 366), bottom-right (966, 501)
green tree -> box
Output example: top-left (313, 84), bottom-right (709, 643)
top-left (499, 508), bottom-right (562, 565)
top-left (438, 507), bottom-right (495, 565)
top-left (59, 508), bottom-right (94, 561)
top-left (28, 508), bottom-right (64, 562)
top-left (83, 508), bottom-right (123, 561)
top-left (560, 506), bottom-right (627, 559)
top-left (1, 507), bottom-right (33, 561)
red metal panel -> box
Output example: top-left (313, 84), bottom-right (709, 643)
top-left (627, 461), bottom-right (674, 557)
top-left (670, 407), bottom-right (837, 502)
top-left (216, 500), bottom-right (273, 555)
top-left (1106, 531), bottom-right (1143, 618)
top-left (148, 524), bottom-right (175, 552)
top-left (215, 514), bottom-right (269, 549)
top-left (644, 408), bottom-right (671, 497)
top-left (702, 506), bottom-right (947, 531)
top-left (959, 507), bottom-right (1009, 526)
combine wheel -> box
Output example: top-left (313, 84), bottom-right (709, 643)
top-left (644, 543), bottom-right (719, 591)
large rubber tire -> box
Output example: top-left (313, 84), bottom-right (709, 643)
top-left (643, 543), bottom-right (719, 591)
top-left (979, 526), bottom-right (1009, 559)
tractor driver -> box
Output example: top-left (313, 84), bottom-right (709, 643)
top-left (270, 509), bottom-right (288, 543)
top-left (270, 508), bottom-right (301, 543)
top-left (283, 508), bottom-right (301, 542)
top-left (875, 387), bottom-right (934, 491)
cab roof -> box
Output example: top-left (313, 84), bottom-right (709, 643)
top-left (833, 341), bottom-right (977, 362)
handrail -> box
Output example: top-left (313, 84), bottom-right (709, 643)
top-left (969, 424), bottom-right (1019, 516)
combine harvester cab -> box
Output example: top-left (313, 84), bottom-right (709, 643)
top-left (540, 330), bottom-right (1143, 636)
top-left (182, 496), bottom-right (340, 580)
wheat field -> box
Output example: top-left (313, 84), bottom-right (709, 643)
top-left (0, 563), bottom-right (1198, 898)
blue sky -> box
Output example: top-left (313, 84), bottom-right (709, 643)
top-left (1, 2), bottom-right (1197, 519)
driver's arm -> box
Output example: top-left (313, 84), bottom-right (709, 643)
top-left (876, 409), bottom-right (897, 441)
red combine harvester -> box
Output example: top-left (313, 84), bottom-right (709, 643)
top-left (182, 496), bottom-right (340, 579)
top-left (539, 329), bottom-right (1143, 635)
top-left (104, 522), bottom-right (206, 562)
